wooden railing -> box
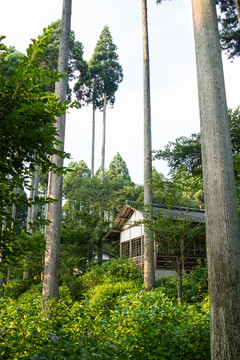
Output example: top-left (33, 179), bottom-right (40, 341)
top-left (131, 252), bottom-right (205, 271)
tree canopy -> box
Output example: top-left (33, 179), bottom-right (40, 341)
top-left (88, 25), bottom-right (123, 109)
top-left (216, 0), bottom-right (240, 58)
top-left (154, 107), bottom-right (240, 177)
top-left (105, 153), bottom-right (132, 181)
top-left (39, 20), bottom-right (88, 97)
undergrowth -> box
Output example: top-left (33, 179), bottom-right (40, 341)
top-left (0, 259), bottom-right (210, 359)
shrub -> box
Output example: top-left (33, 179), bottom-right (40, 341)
top-left (62, 258), bottom-right (143, 302)
top-left (108, 288), bottom-right (210, 359)
top-left (0, 283), bottom-right (210, 359)
top-left (85, 280), bottom-right (143, 315)
top-left (3, 278), bottom-right (40, 299)
top-left (61, 274), bottom-right (86, 302)
top-left (156, 262), bottom-right (208, 304)
top-left (182, 261), bottom-right (208, 303)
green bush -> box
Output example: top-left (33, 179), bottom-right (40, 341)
top-left (3, 278), bottom-right (40, 299)
top-left (62, 258), bottom-right (143, 302)
top-left (108, 288), bottom-right (210, 359)
top-left (61, 274), bottom-right (86, 302)
top-left (0, 283), bottom-right (210, 360)
top-left (156, 262), bottom-right (208, 303)
top-left (182, 261), bottom-right (208, 303)
top-left (85, 280), bottom-right (143, 315)
top-left (98, 257), bottom-right (143, 282)
top-left (84, 257), bottom-right (143, 285)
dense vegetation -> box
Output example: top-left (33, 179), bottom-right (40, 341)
top-left (0, 259), bottom-right (210, 359)
top-left (1, 1), bottom-right (240, 358)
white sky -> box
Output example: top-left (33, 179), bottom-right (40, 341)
top-left (2, 0), bottom-right (240, 184)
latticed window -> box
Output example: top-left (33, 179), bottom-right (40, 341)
top-left (121, 241), bottom-right (130, 258)
top-left (185, 238), bottom-right (205, 255)
top-left (132, 237), bottom-right (142, 257)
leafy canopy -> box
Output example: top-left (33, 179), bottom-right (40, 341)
top-left (39, 19), bottom-right (88, 97)
top-left (216, 0), bottom-right (240, 58)
top-left (74, 25), bottom-right (123, 115)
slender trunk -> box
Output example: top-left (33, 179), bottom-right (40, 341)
top-left (7, 267), bottom-right (12, 283)
top-left (177, 258), bottom-right (182, 304)
top-left (192, 0), bottom-right (240, 357)
top-left (101, 93), bottom-right (107, 183)
top-left (2, 174), bottom-right (10, 232)
top-left (44, 182), bottom-right (48, 240)
top-left (24, 170), bottom-right (39, 279)
top-left (91, 104), bottom-right (96, 178)
top-left (97, 236), bottom-right (102, 266)
top-left (42, 0), bottom-right (72, 312)
top-left (27, 173), bottom-right (35, 233)
top-left (31, 169), bottom-right (39, 232)
top-left (142, 0), bottom-right (155, 291)
top-left (235, 0), bottom-right (240, 26)
top-left (11, 187), bottom-right (17, 229)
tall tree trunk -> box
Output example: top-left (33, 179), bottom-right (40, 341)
top-left (99, 93), bottom-right (107, 264)
top-left (24, 170), bottom-right (39, 280)
top-left (142, 0), bottom-right (155, 291)
top-left (235, 0), bottom-right (240, 26)
top-left (101, 93), bottom-right (107, 183)
top-left (28, 173), bottom-right (35, 233)
top-left (91, 104), bottom-right (96, 177)
top-left (192, 0), bottom-right (240, 358)
top-left (44, 181), bottom-right (48, 240)
top-left (31, 169), bottom-right (39, 232)
top-left (42, 0), bottom-right (72, 312)
top-left (26, 171), bottom-right (38, 234)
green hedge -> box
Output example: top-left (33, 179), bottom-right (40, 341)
top-left (0, 284), bottom-right (210, 359)
top-left (0, 259), bottom-right (209, 359)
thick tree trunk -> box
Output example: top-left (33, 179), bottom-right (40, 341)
top-left (101, 93), bottom-right (107, 183)
top-left (192, 0), bottom-right (240, 358)
top-left (142, 0), bottom-right (155, 291)
top-left (91, 104), bottom-right (96, 177)
top-left (42, 0), bottom-right (71, 312)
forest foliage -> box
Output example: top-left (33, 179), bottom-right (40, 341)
top-left (0, 259), bottom-right (210, 360)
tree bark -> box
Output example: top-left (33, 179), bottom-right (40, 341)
top-left (27, 173), bottom-right (35, 233)
top-left (91, 104), bottom-right (96, 177)
top-left (42, 0), bottom-right (72, 312)
top-left (24, 170), bottom-right (39, 280)
top-left (32, 169), bottom-right (40, 231)
top-left (192, 0), bottom-right (240, 358)
top-left (101, 93), bottom-right (107, 183)
top-left (142, 0), bottom-right (155, 291)
top-left (235, 0), bottom-right (240, 26)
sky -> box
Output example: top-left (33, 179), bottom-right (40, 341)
top-left (2, 0), bottom-right (240, 184)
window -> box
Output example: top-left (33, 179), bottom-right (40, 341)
top-left (132, 237), bottom-right (142, 257)
top-left (121, 241), bottom-right (130, 258)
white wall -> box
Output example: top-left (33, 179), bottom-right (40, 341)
top-left (120, 210), bottom-right (144, 243)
